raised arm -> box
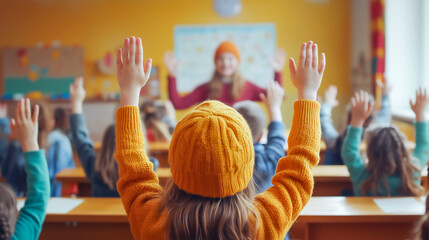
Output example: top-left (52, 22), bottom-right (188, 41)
top-left (410, 87), bottom-right (429, 167)
top-left (256, 82), bottom-right (286, 181)
top-left (69, 77), bottom-right (97, 176)
top-left (11, 99), bottom-right (50, 240)
top-left (341, 91), bottom-right (374, 183)
top-left (255, 41), bottom-right (325, 239)
top-left (373, 79), bottom-right (392, 124)
top-left (115, 37), bottom-right (162, 236)
top-left (164, 51), bottom-right (208, 109)
top-left (320, 85), bottom-right (340, 148)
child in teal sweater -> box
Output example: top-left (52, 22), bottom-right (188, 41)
top-left (0, 99), bottom-right (50, 240)
top-left (341, 89), bottom-right (429, 196)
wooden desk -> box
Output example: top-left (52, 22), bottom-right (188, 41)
top-left (290, 196), bottom-right (425, 240)
top-left (312, 165), bottom-right (428, 196)
top-left (39, 198), bottom-right (132, 240)
top-left (38, 196), bottom-right (425, 240)
top-left (56, 167), bottom-right (172, 197)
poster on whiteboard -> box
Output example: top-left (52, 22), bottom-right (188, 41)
top-left (174, 24), bottom-right (276, 93)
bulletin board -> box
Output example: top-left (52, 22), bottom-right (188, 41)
top-left (2, 46), bottom-right (84, 96)
top-left (174, 24), bottom-right (276, 92)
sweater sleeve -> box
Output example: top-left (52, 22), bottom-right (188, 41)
top-left (340, 126), bottom-right (366, 184)
top-left (320, 102), bottom-right (340, 148)
top-left (12, 150), bottom-right (50, 240)
top-left (254, 100), bottom-right (320, 240)
top-left (114, 106), bottom-right (163, 237)
top-left (167, 75), bottom-right (208, 110)
top-left (254, 121), bottom-right (286, 181)
top-left (412, 121), bottom-right (429, 167)
top-left (373, 94), bottom-right (392, 124)
top-left (70, 113), bottom-right (97, 178)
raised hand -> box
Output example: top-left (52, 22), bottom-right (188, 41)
top-left (410, 87), bottom-right (429, 122)
top-left (10, 99), bottom-right (39, 152)
top-left (350, 91), bottom-right (374, 128)
top-left (163, 51), bottom-right (181, 77)
top-left (117, 36), bottom-right (152, 106)
top-left (324, 85), bottom-right (339, 107)
top-left (69, 77), bottom-right (86, 114)
top-left (260, 81), bottom-right (284, 122)
top-left (289, 41), bottom-right (326, 100)
top-left (376, 78), bottom-right (392, 96)
top-left (270, 48), bottom-right (287, 72)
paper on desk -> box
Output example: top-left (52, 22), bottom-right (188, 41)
top-left (16, 198), bottom-right (84, 214)
top-left (373, 197), bottom-right (425, 214)
top-left (46, 198), bottom-right (84, 214)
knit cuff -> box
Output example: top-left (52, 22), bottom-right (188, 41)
top-left (288, 100), bottom-right (321, 152)
top-left (116, 106), bottom-right (145, 150)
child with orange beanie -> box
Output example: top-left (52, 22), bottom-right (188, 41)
top-left (115, 36), bottom-right (325, 239)
top-left (165, 41), bottom-right (287, 109)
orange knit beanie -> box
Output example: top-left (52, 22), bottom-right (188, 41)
top-left (168, 100), bottom-right (254, 198)
top-left (214, 41), bottom-right (241, 63)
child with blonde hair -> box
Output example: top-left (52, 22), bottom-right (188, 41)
top-left (341, 88), bottom-right (429, 196)
top-left (115, 37), bottom-right (325, 239)
top-left (0, 99), bottom-right (50, 240)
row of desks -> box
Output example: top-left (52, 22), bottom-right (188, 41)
top-left (38, 196), bottom-right (425, 240)
top-left (56, 165), bottom-right (428, 197)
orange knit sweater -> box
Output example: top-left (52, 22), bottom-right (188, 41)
top-left (115, 100), bottom-right (321, 240)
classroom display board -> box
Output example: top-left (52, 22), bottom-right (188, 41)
top-left (174, 24), bottom-right (276, 92)
top-left (2, 46), bottom-right (84, 96)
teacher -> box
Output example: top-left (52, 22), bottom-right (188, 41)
top-left (164, 41), bottom-right (286, 109)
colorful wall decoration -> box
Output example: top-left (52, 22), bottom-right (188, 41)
top-left (2, 46), bottom-right (83, 97)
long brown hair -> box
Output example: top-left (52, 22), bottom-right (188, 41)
top-left (362, 125), bottom-right (423, 196)
top-left (34, 101), bottom-right (53, 150)
top-left (95, 124), bottom-right (118, 190)
top-left (412, 193), bottom-right (429, 240)
top-left (161, 178), bottom-right (259, 240)
top-left (0, 183), bottom-right (18, 240)
top-left (208, 71), bottom-right (244, 100)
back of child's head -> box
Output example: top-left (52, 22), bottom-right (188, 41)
top-left (233, 101), bottom-right (266, 142)
top-left (163, 100), bottom-right (258, 239)
top-left (95, 124), bottom-right (118, 190)
top-left (54, 107), bottom-right (69, 132)
top-left (34, 101), bottom-right (54, 150)
top-left (0, 183), bottom-right (18, 240)
top-left (362, 124), bottom-right (423, 196)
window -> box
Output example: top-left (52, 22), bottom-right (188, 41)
top-left (385, 0), bottom-right (429, 121)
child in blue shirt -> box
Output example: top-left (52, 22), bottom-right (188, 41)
top-left (0, 98), bottom-right (50, 240)
top-left (341, 89), bottom-right (429, 196)
top-left (69, 78), bottom-right (158, 197)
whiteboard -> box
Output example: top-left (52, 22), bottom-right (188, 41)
top-left (174, 24), bottom-right (276, 93)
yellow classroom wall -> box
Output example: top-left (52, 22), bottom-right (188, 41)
top-left (0, 0), bottom-right (351, 127)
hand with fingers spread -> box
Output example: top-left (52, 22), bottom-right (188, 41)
top-left (163, 51), bottom-right (180, 77)
top-left (270, 48), bottom-right (287, 72)
top-left (260, 81), bottom-right (285, 122)
top-left (69, 77), bottom-right (86, 114)
top-left (10, 98), bottom-right (39, 152)
top-left (324, 85), bottom-right (339, 107)
top-left (117, 36), bottom-right (153, 106)
top-left (350, 91), bottom-right (374, 128)
top-left (410, 87), bottom-right (429, 122)
top-left (289, 41), bottom-right (326, 100)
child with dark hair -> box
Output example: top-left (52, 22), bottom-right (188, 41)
top-left (0, 99), bottom-right (50, 240)
top-left (234, 81), bottom-right (286, 193)
top-left (69, 78), bottom-right (159, 197)
top-left (341, 89), bottom-right (429, 196)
